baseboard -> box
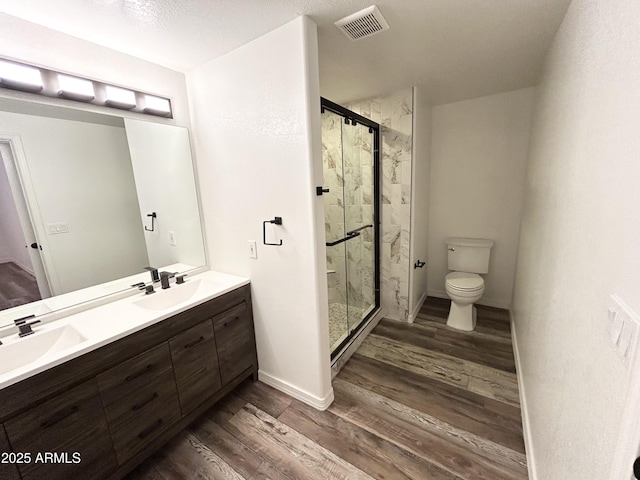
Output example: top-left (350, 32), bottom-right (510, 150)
top-left (408, 291), bottom-right (428, 323)
top-left (12, 259), bottom-right (35, 276)
top-left (258, 370), bottom-right (335, 411)
top-left (427, 289), bottom-right (510, 310)
top-left (0, 258), bottom-right (35, 276)
top-left (510, 310), bottom-right (537, 480)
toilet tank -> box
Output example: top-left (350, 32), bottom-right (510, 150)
top-left (447, 238), bottom-right (494, 274)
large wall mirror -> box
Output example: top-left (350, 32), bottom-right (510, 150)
top-left (0, 97), bottom-right (206, 326)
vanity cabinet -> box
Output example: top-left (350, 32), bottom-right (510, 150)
top-left (97, 343), bottom-right (181, 465)
top-left (0, 424), bottom-right (20, 480)
top-left (169, 320), bottom-right (222, 414)
top-left (0, 284), bottom-right (257, 480)
top-left (213, 301), bottom-right (255, 385)
top-left (4, 379), bottom-right (117, 480)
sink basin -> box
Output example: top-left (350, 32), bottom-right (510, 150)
top-left (134, 279), bottom-right (208, 311)
top-left (0, 325), bottom-right (87, 376)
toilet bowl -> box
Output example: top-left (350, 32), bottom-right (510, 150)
top-left (445, 272), bottom-right (484, 331)
top-left (444, 237), bottom-right (493, 332)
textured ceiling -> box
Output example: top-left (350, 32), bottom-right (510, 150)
top-left (0, 0), bottom-right (571, 105)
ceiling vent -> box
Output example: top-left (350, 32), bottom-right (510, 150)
top-left (335, 5), bottom-right (389, 41)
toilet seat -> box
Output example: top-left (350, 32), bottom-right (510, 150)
top-left (445, 272), bottom-right (484, 292)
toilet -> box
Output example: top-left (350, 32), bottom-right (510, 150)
top-left (444, 238), bottom-right (494, 331)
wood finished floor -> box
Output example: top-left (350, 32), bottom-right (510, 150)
top-left (0, 262), bottom-right (40, 311)
top-left (125, 297), bottom-right (527, 480)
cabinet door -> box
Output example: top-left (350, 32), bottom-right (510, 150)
top-left (213, 302), bottom-right (256, 385)
top-left (4, 379), bottom-right (117, 480)
top-left (170, 320), bottom-right (222, 415)
top-left (0, 424), bottom-right (20, 480)
top-left (97, 343), bottom-right (181, 465)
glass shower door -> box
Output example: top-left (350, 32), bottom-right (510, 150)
top-left (322, 109), bottom-right (350, 352)
top-left (321, 99), bottom-right (379, 357)
top-left (342, 120), bottom-right (376, 335)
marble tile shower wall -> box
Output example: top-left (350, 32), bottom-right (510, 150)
top-left (349, 88), bottom-right (413, 321)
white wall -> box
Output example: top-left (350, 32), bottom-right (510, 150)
top-left (187, 17), bottom-right (333, 409)
top-left (0, 149), bottom-right (31, 271)
top-left (0, 111), bottom-right (149, 294)
top-left (125, 119), bottom-right (205, 270)
top-left (427, 88), bottom-right (534, 308)
top-left (409, 86), bottom-right (432, 320)
top-left (512, 0), bottom-right (640, 478)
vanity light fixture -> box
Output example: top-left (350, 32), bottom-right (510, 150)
top-left (105, 85), bottom-right (136, 110)
top-left (0, 57), bottom-right (173, 118)
top-left (57, 74), bottom-right (95, 102)
top-left (141, 94), bottom-right (171, 117)
top-left (0, 59), bottom-right (43, 92)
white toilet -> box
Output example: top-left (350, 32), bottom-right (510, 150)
top-left (445, 238), bottom-right (494, 331)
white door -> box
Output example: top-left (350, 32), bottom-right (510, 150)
top-left (0, 139), bottom-right (51, 299)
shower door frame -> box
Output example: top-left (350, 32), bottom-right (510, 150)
top-left (321, 97), bottom-right (380, 360)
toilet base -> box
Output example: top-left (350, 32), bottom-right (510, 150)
top-left (446, 302), bottom-right (477, 331)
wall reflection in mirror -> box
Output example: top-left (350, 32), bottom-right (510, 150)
top-left (0, 98), bottom-right (206, 324)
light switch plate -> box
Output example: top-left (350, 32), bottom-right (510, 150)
top-left (46, 222), bottom-right (69, 234)
top-left (609, 294), bottom-right (640, 366)
top-left (248, 240), bottom-right (257, 259)
top-left (608, 308), bottom-right (623, 345)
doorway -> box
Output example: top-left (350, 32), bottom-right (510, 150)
top-left (321, 98), bottom-right (380, 359)
top-left (0, 138), bottom-right (51, 310)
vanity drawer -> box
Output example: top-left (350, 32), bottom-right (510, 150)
top-left (97, 342), bottom-right (173, 404)
top-left (169, 320), bottom-right (222, 415)
top-left (213, 302), bottom-right (256, 385)
top-left (4, 379), bottom-right (116, 480)
top-left (97, 343), bottom-right (181, 464)
top-left (0, 424), bottom-right (20, 480)
top-left (106, 374), bottom-right (181, 465)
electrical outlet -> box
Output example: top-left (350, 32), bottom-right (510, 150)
top-left (169, 231), bottom-right (176, 246)
top-left (248, 240), bottom-right (257, 259)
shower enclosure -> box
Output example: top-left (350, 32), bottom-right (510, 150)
top-left (320, 98), bottom-right (380, 358)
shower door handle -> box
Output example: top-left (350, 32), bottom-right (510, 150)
top-left (346, 224), bottom-right (373, 236)
top-left (326, 231), bottom-right (361, 247)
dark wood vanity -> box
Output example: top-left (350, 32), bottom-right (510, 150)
top-left (0, 284), bottom-right (257, 480)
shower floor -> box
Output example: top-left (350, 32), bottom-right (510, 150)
top-left (329, 302), bottom-right (369, 351)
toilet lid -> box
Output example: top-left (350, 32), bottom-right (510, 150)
top-left (446, 272), bottom-right (484, 290)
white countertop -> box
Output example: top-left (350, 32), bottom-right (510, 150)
top-left (0, 263), bottom-right (197, 326)
top-left (0, 270), bottom-right (249, 390)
